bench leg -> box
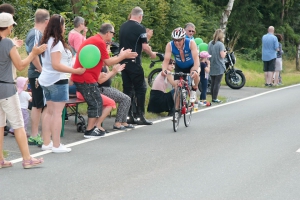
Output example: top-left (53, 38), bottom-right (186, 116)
top-left (75, 104), bottom-right (79, 124)
top-left (60, 107), bottom-right (66, 137)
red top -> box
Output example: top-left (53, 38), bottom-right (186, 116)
top-left (71, 34), bottom-right (109, 83)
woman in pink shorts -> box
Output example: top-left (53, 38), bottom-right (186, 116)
top-left (77, 92), bottom-right (116, 133)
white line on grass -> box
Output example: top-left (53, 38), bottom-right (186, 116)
top-left (10, 84), bottom-right (300, 163)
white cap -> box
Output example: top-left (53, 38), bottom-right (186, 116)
top-left (0, 12), bottom-right (17, 28)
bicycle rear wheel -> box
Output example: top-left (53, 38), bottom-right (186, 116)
top-left (173, 87), bottom-right (182, 132)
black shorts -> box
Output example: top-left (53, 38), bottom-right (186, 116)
top-left (174, 64), bottom-right (192, 80)
top-left (263, 58), bottom-right (276, 72)
top-left (29, 78), bottom-right (46, 109)
top-left (74, 82), bottom-right (102, 118)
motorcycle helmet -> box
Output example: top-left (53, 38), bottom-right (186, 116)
top-left (171, 27), bottom-right (186, 39)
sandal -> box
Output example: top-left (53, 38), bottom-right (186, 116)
top-left (22, 157), bottom-right (44, 169)
top-left (113, 125), bottom-right (126, 130)
top-left (123, 124), bottom-right (135, 129)
top-left (0, 160), bottom-right (12, 169)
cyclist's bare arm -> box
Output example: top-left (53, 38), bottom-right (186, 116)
top-left (162, 43), bottom-right (172, 75)
top-left (190, 40), bottom-right (200, 76)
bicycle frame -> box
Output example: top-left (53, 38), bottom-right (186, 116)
top-left (174, 72), bottom-right (194, 114)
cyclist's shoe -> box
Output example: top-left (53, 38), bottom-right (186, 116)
top-left (190, 91), bottom-right (197, 103)
top-left (28, 134), bottom-right (43, 147)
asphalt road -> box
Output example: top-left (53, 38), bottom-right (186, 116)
top-left (2, 85), bottom-right (300, 200)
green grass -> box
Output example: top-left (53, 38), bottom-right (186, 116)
top-left (225, 55), bottom-right (300, 87)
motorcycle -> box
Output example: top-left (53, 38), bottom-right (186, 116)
top-left (148, 53), bottom-right (165, 87)
top-left (148, 49), bottom-right (246, 92)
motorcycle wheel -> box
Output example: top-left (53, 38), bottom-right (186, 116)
top-left (148, 68), bottom-right (162, 87)
top-left (225, 70), bottom-right (246, 89)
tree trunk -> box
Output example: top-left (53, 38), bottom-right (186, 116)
top-left (281, 0), bottom-right (285, 24)
top-left (296, 44), bottom-right (300, 71)
top-left (220, 0), bottom-right (235, 34)
top-left (71, 0), bottom-right (80, 15)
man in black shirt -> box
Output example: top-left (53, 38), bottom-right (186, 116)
top-left (119, 6), bottom-right (156, 125)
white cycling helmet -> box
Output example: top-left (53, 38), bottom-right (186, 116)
top-left (171, 27), bottom-right (186, 39)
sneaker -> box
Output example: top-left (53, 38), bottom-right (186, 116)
top-left (198, 101), bottom-right (206, 106)
top-left (28, 134), bottom-right (43, 147)
top-left (190, 91), bottom-right (196, 103)
top-left (41, 141), bottom-right (53, 151)
top-left (212, 99), bottom-right (222, 103)
top-left (84, 127), bottom-right (105, 138)
top-left (52, 144), bottom-right (71, 153)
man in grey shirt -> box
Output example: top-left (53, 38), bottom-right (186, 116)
top-left (25, 9), bottom-right (49, 147)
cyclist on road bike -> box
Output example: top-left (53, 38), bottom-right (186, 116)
top-left (162, 27), bottom-right (200, 102)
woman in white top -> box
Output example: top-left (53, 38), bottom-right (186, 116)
top-left (38, 14), bottom-right (85, 153)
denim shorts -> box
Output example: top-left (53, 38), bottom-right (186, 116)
top-left (41, 84), bottom-right (69, 102)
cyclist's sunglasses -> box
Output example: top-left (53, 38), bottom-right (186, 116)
top-left (188, 30), bottom-right (195, 33)
top-left (173, 38), bottom-right (183, 42)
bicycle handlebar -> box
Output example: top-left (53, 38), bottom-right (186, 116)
top-left (165, 71), bottom-right (192, 77)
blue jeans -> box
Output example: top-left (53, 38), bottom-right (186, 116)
top-left (200, 77), bottom-right (208, 100)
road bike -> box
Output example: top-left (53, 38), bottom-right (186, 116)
top-left (171, 72), bottom-right (194, 132)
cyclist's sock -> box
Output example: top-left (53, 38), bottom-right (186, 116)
top-left (192, 87), bottom-right (197, 91)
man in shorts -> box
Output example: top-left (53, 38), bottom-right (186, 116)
top-left (71, 23), bottom-right (137, 138)
top-left (262, 26), bottom-right (279, 86)
top-left (25, 9), bottom-right (49, 146)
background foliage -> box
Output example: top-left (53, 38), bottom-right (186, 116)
top-left (2, 0), bottom-right (300, 61)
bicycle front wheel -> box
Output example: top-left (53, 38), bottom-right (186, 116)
top-left (184, 95), bottom-right (193, 127)
top-left (173, 87), bottom-right (182, 132)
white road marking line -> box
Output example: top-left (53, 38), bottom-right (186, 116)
top-left (10, 84), bottom-right (300, 163)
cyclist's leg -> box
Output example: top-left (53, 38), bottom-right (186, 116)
top-left (190, 67), bottom-right (200, 89)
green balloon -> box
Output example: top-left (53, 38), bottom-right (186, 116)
top-left (194, 38), bottom-right (203, 45)
top-left (199, 43), bottom-right (208, 52)
top-left (79, 44), bottom-right (101, 69)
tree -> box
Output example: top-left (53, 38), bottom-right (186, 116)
top-left (220, 0), bottom-right (234, 34)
